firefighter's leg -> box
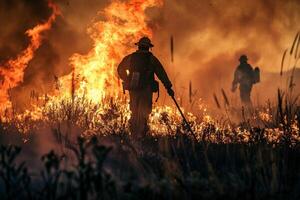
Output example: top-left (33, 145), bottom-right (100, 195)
top-left (240, 85), bottom-right (252, 105)
top-left (133, 87), bottom-right (152, 138)
top-left (139, 86), bottom-right (153, 135)
top-left (129, 91), bottom-right (139, 135)
top-left (129, 87), bottom-right (153, 138)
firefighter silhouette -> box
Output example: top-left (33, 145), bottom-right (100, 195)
top-left (232, 55), bottom-right (260, 105)
top-left (118, 37), bottom-right (174, 137)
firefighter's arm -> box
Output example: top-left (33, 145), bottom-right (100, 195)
top-left (117, 55), bottom-right (130, 81)
top-left (152, 56), bottom-right (174, 96)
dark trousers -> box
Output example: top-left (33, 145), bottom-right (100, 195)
top-left (240, 84), bottom-right (252, 105)
top-left (129, 86), bottom-right (153, 137)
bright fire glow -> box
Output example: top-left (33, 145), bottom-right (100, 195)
top-left (55, 0), bottom-right (163, 102)
top-left (0, 0), bottom-right (298, 145)
top-left (0, 1), bottom-right (60, 111)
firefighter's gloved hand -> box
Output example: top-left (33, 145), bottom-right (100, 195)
top-left (167, 87), bottom-right (175, 97)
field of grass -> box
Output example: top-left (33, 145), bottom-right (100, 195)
top-left (0, 88), bottom-right (299, 200)
top-left (1, 35), bottom-right (300, 199)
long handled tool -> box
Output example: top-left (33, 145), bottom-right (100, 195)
top-left (171, 95), bottom-right (197, 140)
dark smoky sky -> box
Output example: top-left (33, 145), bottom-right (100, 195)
top-left (150, 0), bottom-right (300, 104)
top-left (0, 0), bottom-right (299, 108)
top-left (0, 0), bottom-right (51, 61)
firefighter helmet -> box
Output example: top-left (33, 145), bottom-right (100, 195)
top-left (135, 37), bottom-right (154, 47)
top-left (239, 55), bottom-right (248, 62)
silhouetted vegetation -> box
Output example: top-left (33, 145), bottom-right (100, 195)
top-left (0, 125), bottom-right (300, 200)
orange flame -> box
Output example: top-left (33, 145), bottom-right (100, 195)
top-left (55, 0), bottom-right (163, 102)
top-left (0, 1), bottom-right (60, 111)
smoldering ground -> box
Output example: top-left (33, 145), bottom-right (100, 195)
top-left (1, 0), bottom-right (300, 109)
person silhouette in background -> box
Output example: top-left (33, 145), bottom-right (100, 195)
top-left (232, 55), bottom-right (260, 105)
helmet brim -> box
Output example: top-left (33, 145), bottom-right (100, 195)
top-left (239, 58), bottom-right (248, 61)
top-left (135, 42), bottom-right (154, 47)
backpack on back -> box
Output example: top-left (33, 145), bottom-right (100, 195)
top-left (253, 67), bottom-right (260, 84)
top-left (123, 52), bottom-right (153, 91)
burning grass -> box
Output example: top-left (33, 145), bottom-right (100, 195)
top-left (0, 91), bottom-right (300, 199)
top-left (0, 0), bottom-right (299, 198)
top-left (1, 91), bottom-right (299, 145)
top-left (0, 91), bottom-right (299, 199)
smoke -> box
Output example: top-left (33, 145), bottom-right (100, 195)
top-left (0, 0), bottom-right (111, 109)
top-left (150, 0), bottom-right (300, 104)
top-left (0, 0), bottom-right (51, 61)
top-left (1, 0), bottom-right (300, 109)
